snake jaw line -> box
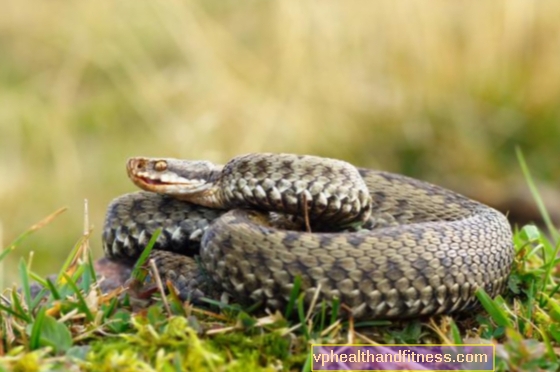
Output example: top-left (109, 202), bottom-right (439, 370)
top-left (133, 175), bottom-right (209, 192)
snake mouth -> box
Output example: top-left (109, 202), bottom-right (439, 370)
top-left (132, 174), bottom-right (211, 197)
top-left (133, 174), bottom-right (190, 189)
top-left (129, 175), bottom-right (172, 193)
top-left (135, 176), bottom-right (172, 186)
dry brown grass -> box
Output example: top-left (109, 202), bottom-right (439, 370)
top-left (1, 0), bottom-right (560, 283)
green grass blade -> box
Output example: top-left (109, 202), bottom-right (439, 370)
top-left (449, 320), bottom-right (463, 344)
top-left (318, 301), bottom-right (327, 332)
top-left (30, 288), bottom-right (50, 310)
top-left (302, 351), bottom-right (312, 372)
top-left (329, 297), bottom-right (340, 325)
top-left (45, 278), bottom-right (62, 301)
top-left (0, 301), bottom-right (30, 322)
top-left (10, 290), bottom-right (32, 323)
top-left (524, 278), bottom-right (536, 324)
top-left (548, 281), bottom-right (560, 299)
top-left (77, 263), bottom-right (93, 292)
top-left (102, 297), bottom-right (120, 321)
top-left (18, 258), bottom-right (32, 311)
top-left (0, 244), bottom-right (16, 262)
top-left (475, 289), bottom-right (512, 328)
top-left (0, 208), bottom-right (66, 262)
top-left (56, 235), bottom-right (88, 283)
top-left (542, 241), bottom-right (560, 295)
top-left (516, 148), bottom-right (559, 241)
top-left (131, 228), bottom-right (161, 280)
top-left (86, 249), bottom-right (98, 287)
top-left (62, 273), bottom-right (94, 322)
top-left (29, 307), bottom-right (47, 350)
top-left (284, 276), bottom-right (302, 319)
top-left (297, 294), bottom-right (310, 340)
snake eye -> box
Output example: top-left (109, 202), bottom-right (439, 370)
top-left (154, 161), bottom-right (168, 172)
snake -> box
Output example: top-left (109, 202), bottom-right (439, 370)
top-left (102, 153), bottom-right (514, 320)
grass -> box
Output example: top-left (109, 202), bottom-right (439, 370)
top-left (1, 224), bottom-right (559, 371)
top-left (1, 155), bottom-right (560, 371)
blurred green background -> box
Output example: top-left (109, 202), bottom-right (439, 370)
top-left (2, 1), bottom-right (560, 285)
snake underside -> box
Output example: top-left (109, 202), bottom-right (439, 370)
top-left (103, 154), bottom-right (513, 320)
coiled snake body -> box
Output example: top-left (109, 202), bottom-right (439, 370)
top-left (103, 153), bottom-right (513, 319)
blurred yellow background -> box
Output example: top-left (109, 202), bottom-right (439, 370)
top-left (1, 1), bottom-right (560, 285)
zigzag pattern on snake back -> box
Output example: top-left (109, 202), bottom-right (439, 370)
top-left (102, 153), bottom-right (513, 319)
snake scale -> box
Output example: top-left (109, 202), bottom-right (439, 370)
top-left (102, 153), bottom-right (513, 319)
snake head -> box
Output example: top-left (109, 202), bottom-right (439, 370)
top-left (126, 157), bottom-right (222, 202)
